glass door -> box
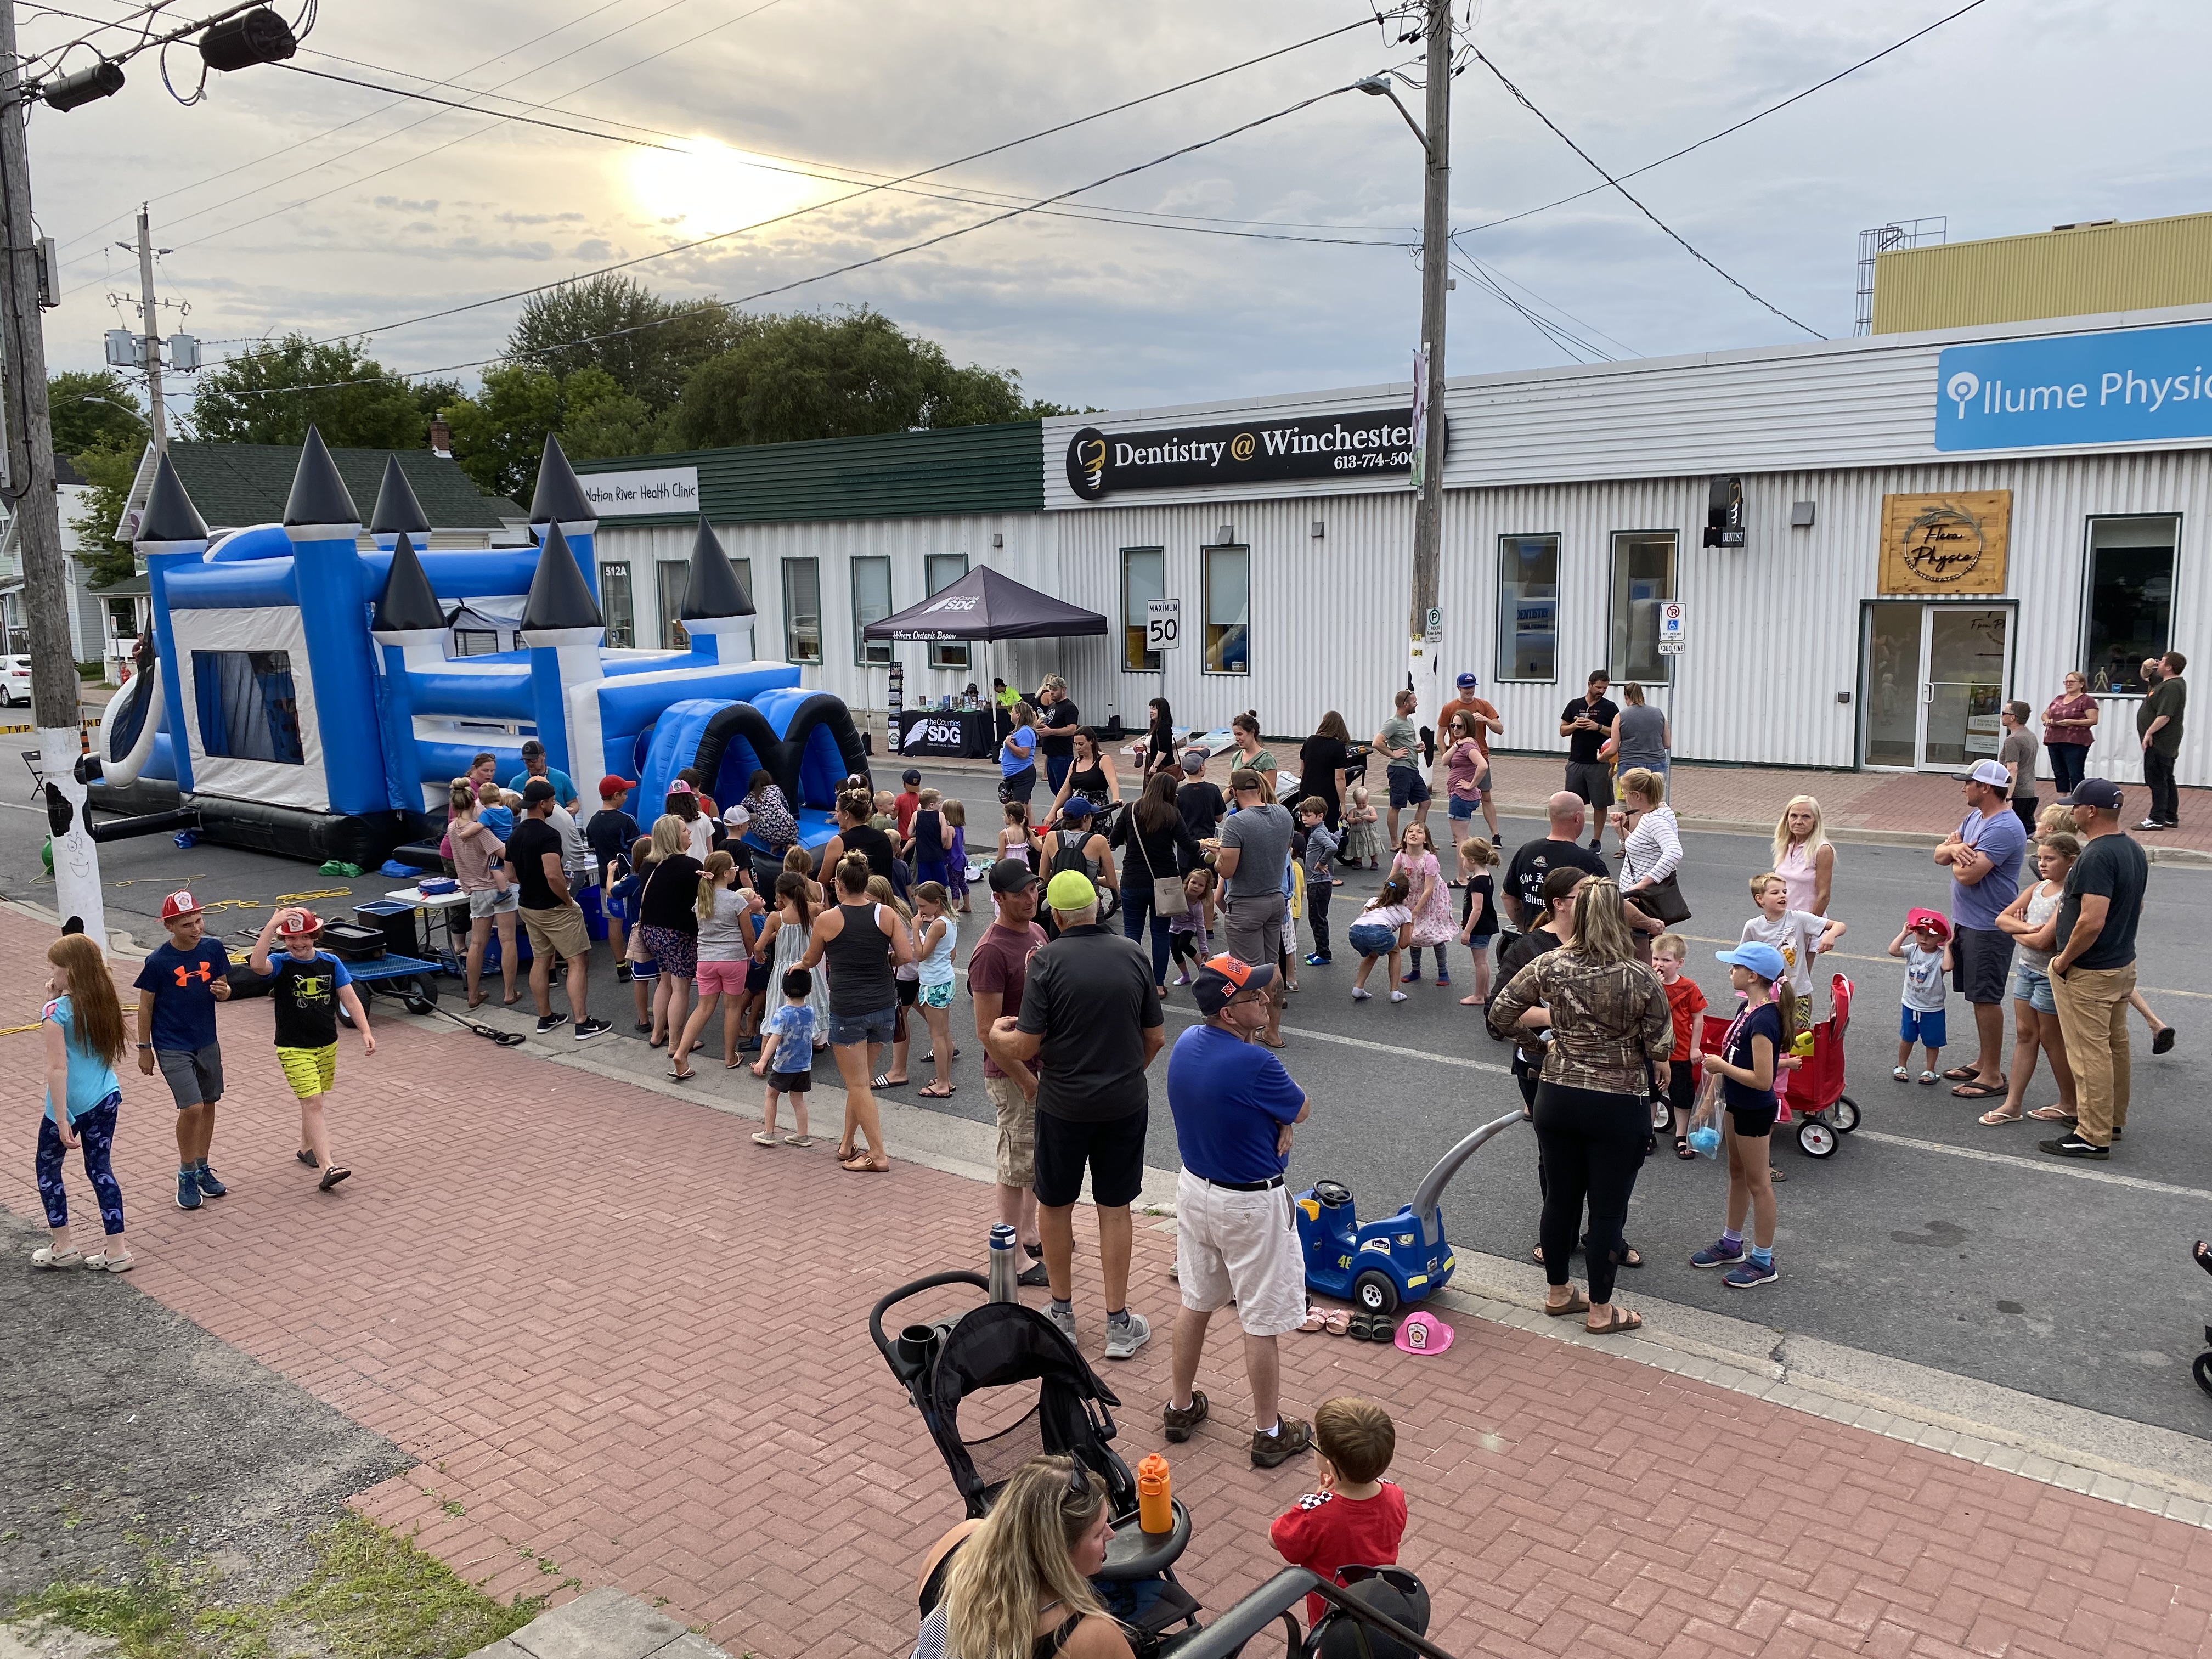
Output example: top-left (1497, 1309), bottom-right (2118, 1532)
top-left (1860, 603), bottom-right (2012, 770)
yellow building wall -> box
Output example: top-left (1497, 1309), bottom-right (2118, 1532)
top-left (1871, 212), bottom-right (2212, 334)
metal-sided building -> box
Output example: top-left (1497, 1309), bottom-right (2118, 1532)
top-left (580, 301), bottom-right (2212, 789)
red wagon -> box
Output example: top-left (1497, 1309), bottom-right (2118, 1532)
top-left (1691, 972), bottom-right (1860, 1159)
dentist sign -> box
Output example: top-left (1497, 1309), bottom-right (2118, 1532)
top-left (1934, 321), bottom-right (2212, 451)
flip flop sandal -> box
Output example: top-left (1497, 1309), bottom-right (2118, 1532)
top-left (1919, 1072), bottom-right (1940, 1085)
top-left (873, 1075), bottom-right (909, 1090)
top-left (1584, 1307), bottom-right (1643, 1336)
top-left (1949, 1081), bottom-right (2007, 1099)
top-left (667, 1068), bottom-right (696, 1081)
top-left (1674, 1136), bottom-right (1696, 1160)
top-left (295, 1148), bottom-right (320, 1169)
top-left (1543, 1290), bottom-right (1591, 1318)
top-left (1367, 1315), bottom-right (1398, 1342)
top-left (318, 1164), bottom-right (351, 1192)
top-left (1297, 1308), bottom-right (1329, 1334)
top-left (1322, 1311), bottom-right (1352, 1337)
top-left (1346, 1312), bottom-right (1378, 1341)
top-left (1892, 1065), bottom-right (1910, 1081)
top-left (1978, 1108), bottom-right (2023, 1125)
top-left (1940, 1065), bottom-right (1978, 1081)
top-left (2027, 1106), bottom-right (2077, 1123)
top-left (840, 1155), bottom-right (891, 1173)
top-left (917, 1084), bottom-right (957, 1098)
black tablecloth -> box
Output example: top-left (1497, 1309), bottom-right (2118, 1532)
top-left (896, 708), bottom-right (996, 759)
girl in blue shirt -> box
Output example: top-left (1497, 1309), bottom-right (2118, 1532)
top-left (31, 934), bottom-right (131, 1271)
top-left (1691, 942), bottom-right (1793, 1289)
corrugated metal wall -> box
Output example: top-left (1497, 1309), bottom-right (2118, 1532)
top-left (1874, 214), bottom-right (2212, 335)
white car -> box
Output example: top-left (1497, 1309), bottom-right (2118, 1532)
top-left (0, 656), bottom-right (27, 707)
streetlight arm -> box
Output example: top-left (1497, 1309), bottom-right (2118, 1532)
top-left (1357, 74), bottom-right (1431, 159)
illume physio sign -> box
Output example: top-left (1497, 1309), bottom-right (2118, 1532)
top-left (1934, 321), bottom-right (2212, 451)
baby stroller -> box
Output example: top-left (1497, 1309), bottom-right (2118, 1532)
top-left (871, 1271), bottom-right (1200, 1650)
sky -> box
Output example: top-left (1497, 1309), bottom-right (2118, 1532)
top-left (19, 0), bottom-right (2212, 425)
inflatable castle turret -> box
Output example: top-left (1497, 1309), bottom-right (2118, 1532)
top-left (369, 452), bottom-right (432, 554)
top-left (680, 518), bottom-right (755, 665)
top-left (521, 524), bottom-right (606, 786)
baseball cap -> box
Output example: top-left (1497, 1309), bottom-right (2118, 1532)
top-left (1951, 758), bottom-right (2011, 789)
top-left (2070, 777), bottom-right (2124, 811)
top-left (522, 777), bottom-right (556, 804)
top-left (901, 768), bottom-right (921, 785)
top-left (1906, 907), bottom-right (1951, 943)
top-left (1181, 749), bottom-right (1208, 774)
top-left (160, 890), bottom-right (203, 922)
top-left (1715, 941), bottom-right (1786, 980)
top-left (1044, 870), bottom-right (1097, 912)
top-left (667, 778), bottom-right (695, 796)
top-left (1191, 952), bottom-right (1276, 1015)
top-left (722, 802), bottom-right (752, 827)
top-left (520, 737), bottom-right (545, 758)
top-left (1455, 671), bottom-right (1477, 689)
top-left (1228, 767), bottom-right (1263, 794)
top-left (1059, 795), bottom-right (1094, 819)
top-left (988, 859), bottom-right (1040, 895)
top-left (275, 909), bottom-right (323, 938)
top-left (599, 774), bottom-right (635, 797)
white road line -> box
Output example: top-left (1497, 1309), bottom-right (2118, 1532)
top-left (1853, 1128), bottom-right (2212, 1200)
top-left (1673, 932), bottom-right (2212, 1000)
top-left (1157, 997), bottom-right (1513, 1077)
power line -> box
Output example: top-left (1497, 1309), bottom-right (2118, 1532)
top-left (1466, 44), bottom-right (1822, 338)
top-left (1456, 0), bottom-right (1989, 240)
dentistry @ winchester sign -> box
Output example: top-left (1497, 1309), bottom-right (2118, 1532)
top-left (1934, 321), bottom-right (2212, 451)
top-left (1064, 408), bottom-right (1437, 500)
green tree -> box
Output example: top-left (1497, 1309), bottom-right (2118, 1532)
top-left (505, 275), bottom-right (739, 409)
top-left (670, 306), bottom-right (1049, 449)
top-left (558, 366), bottom-right (675, 464)
top-left (48, 371), bottom-right (146, 456)
top-left (67, 443), bottom-right (140, 590)
top-left (189, 335), bottom-right (461, 449)
top-left (441, 364), bottom-right (566, 501)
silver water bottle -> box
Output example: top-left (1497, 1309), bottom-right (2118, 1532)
top-left (988, 1222), bottom-right (1020, 1302)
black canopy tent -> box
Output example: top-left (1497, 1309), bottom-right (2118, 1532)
top-left (865, 568), bottom-right (1107, 750)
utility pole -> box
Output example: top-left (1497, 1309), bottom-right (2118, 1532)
top-left (133, 202), bottom-right (167, 452)
top-left (0, 0), bottom-right (108, 943)
top-left (1408, 0), bottom-right (1452, 650)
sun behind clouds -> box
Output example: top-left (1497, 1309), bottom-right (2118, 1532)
top-left (627, 138), bottom-right (826, 232)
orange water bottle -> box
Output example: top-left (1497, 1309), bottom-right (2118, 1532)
top-left (1136, 1453), bottom-right (1172, 1534)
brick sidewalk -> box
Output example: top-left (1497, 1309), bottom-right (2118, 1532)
top-left (4, 909), bottom-right (2209, 1657)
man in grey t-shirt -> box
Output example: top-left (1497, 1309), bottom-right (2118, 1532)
top-left (1211, 768), bottom-right (1293, 1048)
top-left (1373, 686), bottom-right (1429, 846)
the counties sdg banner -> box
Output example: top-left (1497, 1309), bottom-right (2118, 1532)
top-left (1935, 321), bottom-right (2212, 452)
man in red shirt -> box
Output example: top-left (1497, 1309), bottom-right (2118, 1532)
top-left (969, 859), bottom-right (1050, 1286)
top-left (1435, 672), bottom-right (1504, 844)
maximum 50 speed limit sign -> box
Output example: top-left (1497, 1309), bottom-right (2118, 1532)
top-left (1146, 598), bottom-right (1181, 650)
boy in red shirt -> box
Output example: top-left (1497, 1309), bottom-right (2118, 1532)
top-left (1269, 1396), bottom-right (1407, 1628)
top-left (1654, 931), bottom-right (1709, 1158)
top-left (894, 768), bottom-right (923, 838)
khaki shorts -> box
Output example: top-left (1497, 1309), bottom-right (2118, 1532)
top-left (521, 900), bottom-right (590, 962)
top-left (1222, 896), bottom-right (1285, 973)
top-left (1174, 1168), bottom-right (1307, 1338)
top-left (986, 1073), bottom-right (1035, 1189)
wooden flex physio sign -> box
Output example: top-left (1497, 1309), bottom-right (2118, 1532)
top-left (1064, 408), bottom-right (1431, 500)
top-left (1878, 490), bottom-right (2011, 595)
top-left (1934, 321), bottom-right (2212, 452)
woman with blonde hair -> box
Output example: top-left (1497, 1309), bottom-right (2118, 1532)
top-left (30, 934), bottom-right (132, 1271)
top-left (912, 1455), bottom-right (1130, 1659)
top-left (1488, 878), bottom-right (1672, 1335)
top-left (1771, 795), bottom-right (1834, 916)
top-left (1614, 766), bottom-right (1681, 948)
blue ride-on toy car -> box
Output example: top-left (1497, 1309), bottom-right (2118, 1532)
top-left (1296, 1108), bottom-right (1522, 1317)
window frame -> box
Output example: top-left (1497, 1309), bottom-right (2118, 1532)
top-left (925, 552), bottom-right (970, 672)
top-left (191, 648), bottom-right (305, 765)
top-left (851, 554), bottom-right (894, 667)
top-left (780, 556), bottom-right (823, 664)
top-left (599, 561), bottom-right (635, 650)
top-left (1607, 528), bottom-right (1678, 687)
top-left (2079, 512), bottom-right (2182, 696)
top-left (1121, 546), bottom-right (1165, 674)
top-left (654, 558), bottom-right (690, 651)
top-left (1200, 543), bottom-right (1251, 676)
top-left (1494, 532), bottom-right (1562, 684)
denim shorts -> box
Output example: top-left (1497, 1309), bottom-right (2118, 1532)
top-left (1448, 794), bottom-right (1479, 821)
top-left (1387, 768), bottom-right (1430, 810)
top-left (2011, 962), bottom-right (2057, 1015)
top-left (827, 1002), bottom-right (898, 1047)
top-left (1347, 922), bottom-right (1400, 959)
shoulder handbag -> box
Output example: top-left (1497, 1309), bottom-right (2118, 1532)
top-left (1131, 814), bottom-right (1189, 917)
top-left (1632, 872), bottom-right (1691, 927)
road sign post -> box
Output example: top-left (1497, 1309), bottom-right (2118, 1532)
top-left (1658, 600), bottom-right (1685, 656)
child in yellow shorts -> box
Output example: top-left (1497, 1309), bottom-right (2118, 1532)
top-left (250, 909), bottom-right (374, 1190)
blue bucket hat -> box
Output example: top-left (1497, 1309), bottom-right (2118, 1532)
top-left (1716, 941), bottom-right (1786, 981)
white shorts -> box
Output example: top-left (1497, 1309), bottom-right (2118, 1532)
top-left (1174, 1168), bottom-right (1307, 1338)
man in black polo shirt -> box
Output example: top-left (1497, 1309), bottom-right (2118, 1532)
top-left (986, 868), bottom-right (1164, 1364)
top-left (1559, 670), bottom-right (1618, 849)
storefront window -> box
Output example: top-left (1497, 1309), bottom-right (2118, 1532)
top-left (656, 558), bottom-right (689, 650)
top-left (781, 557), bottom-right (822, 663)
top-left (853, 555), bottom-right (893, 665)
top-left (926, 552), bottom-right (969, 672)
top-left (1496, 534), bottom-right (1559, 681)
top-left (1122, 546), bottom-right (1164, 672)
top-left (1203, 545), bottom-right (1250, 674)
top-left (599, 562), bottom-right (634, 648)
top-left (2083, 516), bottom-right (2177, 693)
top-left (1609, 531), bottom-right (1675, 684)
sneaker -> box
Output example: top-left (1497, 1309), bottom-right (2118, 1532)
top-left (537, 1012), bottom-right (569, 1034)
top-left (175, 1168), bottom-right (202, 1211)
top-left (1690, 1238), bottom-right (1746, 1269)
top-left (1723, 1257), bottom-right (1778, 1288)
top-left (1351, 986), bottom-right (1373, 1001)
top-left (1172, 972), bottom-right (1192, 986)
top-left (1250, 1415), bottom-right (1313, 1469)
top-left (1304, 952), bottom-right (1330, 967)
top-left (193, 1161), bottom-right (227, 1198)
top-left (1390, 990), bottom-right (1408, 1004)
top-left (572, 1018), bottom-right (613, 1040)
top-left (2039, 1132), bottom-right (2108, 1160)
top-left (1104, 1310), bottom-right (1152, 1362)
top-left (1435, 973), bottom-right (1451, 987)
top-left (1046, 1302), bottom-right (1077, 1347)
top-left (616, 962), bottom-right (633, 983)
top-left (1163, 1390), bottom-right (1210, 1444)
top-left (1588, 839), bottom-right (1602, 851)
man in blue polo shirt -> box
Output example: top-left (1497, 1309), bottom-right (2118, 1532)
top-left (1160, 955), bottom-right (1314, 1471)
top-left (1933, 759), bottom-right (2027, 1099)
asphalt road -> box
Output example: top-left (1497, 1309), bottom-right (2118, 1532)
top-left (9, 794), bottom-right (2212, 1443)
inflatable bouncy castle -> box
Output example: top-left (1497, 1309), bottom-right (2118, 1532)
top-left (93, 428), bottom-right (867, 865)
